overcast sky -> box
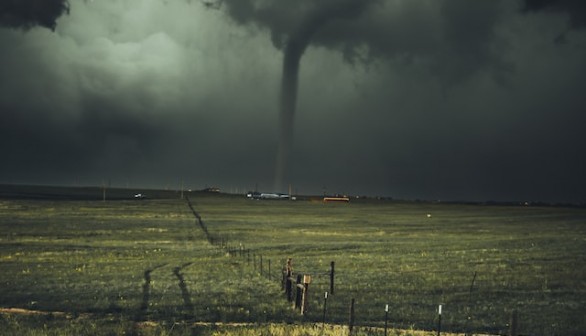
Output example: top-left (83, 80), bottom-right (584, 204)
top-left (1, 0), bottom-right (585, 203)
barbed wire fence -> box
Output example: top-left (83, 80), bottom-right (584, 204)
top-left (180, 197), bottom-right (576, 336)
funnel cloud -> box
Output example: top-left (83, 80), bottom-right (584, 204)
top-left (273, 0), bottom-right (375, 192)
top-left (1, 0), bottom-right (586, 203)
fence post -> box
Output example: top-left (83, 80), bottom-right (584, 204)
top-left (295, 274), bottom-right (303, 308)
top-left (287, 273), bottom-right (294, 302)
top-left (322, 291), bottom-right (328, 330)
top-left (282, 266), bottom-right (287, 291)
top-left (302, 275), bottom-right (311, 315)
top-left (437, 304), bottom-right (442, 336)
top-left (510, 310), bottom-right (518, 336)
top-left (285, 258), bottom-right (293, 301)
top-left (330, 261), bottom-right (335, 295)
top-left (348, 298), bottom-right (355, 335)
top-left (384, 304), bottom-right (389, 336)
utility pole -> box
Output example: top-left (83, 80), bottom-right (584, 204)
top-left (102, 180), bottom-right (106, 202)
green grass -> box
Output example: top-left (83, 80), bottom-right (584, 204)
top-left (194, 197), bottom-right (586, 335)
top-left (1, 191), bottom-right (585, 335)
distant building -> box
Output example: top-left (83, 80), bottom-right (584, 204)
top-left (202, 187), bottom-right (220, 193)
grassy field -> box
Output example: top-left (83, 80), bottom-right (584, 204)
top-left (0, 186), bottom-right (585, 335)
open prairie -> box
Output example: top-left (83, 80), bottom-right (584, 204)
top-left (0, 187), bottom-right (585, 335)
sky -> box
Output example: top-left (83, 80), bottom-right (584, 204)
top-left (1, 0), bottom-right (585, 203)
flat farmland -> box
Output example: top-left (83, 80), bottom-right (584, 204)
top-left (0, 190), bottom-right (585, 335)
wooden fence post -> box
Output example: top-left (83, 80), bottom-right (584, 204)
top-left (287, 273), bottom-right (294, 302)
top-left (330, 261), bottom-right (335, 295)
top-left (282, 266), bottom-right (286, 291)
top-left (302, 274), bottom-right (311, 315)
top-left (384, 304), bottom-right (389, 336)
top-left (510, 310), bottom-right (518, 336)
top-left (295, 274), bottom-right (303, 308)
top-left (322, 291), bottom-right (328, 330)
top-left (437, 304), bottom-right (442, 336)
top-left (349, 298), bottom-right (355, 335)
top-left (285, 258), bottom-right (293, 301)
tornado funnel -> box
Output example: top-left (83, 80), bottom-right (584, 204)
top-left (273, 0), bottom-right (371, 192)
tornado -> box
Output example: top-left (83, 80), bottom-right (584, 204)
top-left (273, 0), bottom-right (372, 192)
top-left (273, 20), bottom-right (310, 192)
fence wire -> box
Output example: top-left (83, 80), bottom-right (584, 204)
top-left (182, 200), bottom-right (584, 336)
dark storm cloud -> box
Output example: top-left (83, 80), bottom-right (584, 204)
top-left (0, 0), bottom-right (69, 31)
top-left (0, 24), bottom-right (170, 181)
top-left (0, 101), bottom-right (155, 180)
top-left (1, 0), bottom-right (585, 203)
top-left (523, 0), bottom-right (586, 28)
top-left (222, 0), bottom-right (513, 192)
top-left (222, 0), bottom-right (510, 83)
top-left (0, 1), bottom-right (281, 189)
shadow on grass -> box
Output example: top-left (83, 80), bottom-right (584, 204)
top-left (173, 262), bottom-right (195, 321)
top-left (136, 263), bottom-right (167, 322)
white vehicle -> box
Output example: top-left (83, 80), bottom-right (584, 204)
top-left (247, 191), bottom-right (289, 200)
